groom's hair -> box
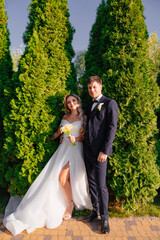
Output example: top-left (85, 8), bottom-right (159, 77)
top-left (87, 76), bottom-right (102, 85)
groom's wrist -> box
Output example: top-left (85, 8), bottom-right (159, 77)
top-left (75, 136), bottom-right (83, 142)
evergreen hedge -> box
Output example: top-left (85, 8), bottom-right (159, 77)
top-left (0, 0), bottom-right (13, 188)
top-left (2, 0), bottom-right (76, 196)
top-left (84, 0), bottom-right (160, 210)
top-left (81, 0), bottom-right (106, 107)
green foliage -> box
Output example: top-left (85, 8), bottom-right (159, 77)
top-left (0, 188), bottom-right (10, 213)
top-left (74, 50), bottom-right (86, 95)
top-left (23, 0), bottom-right (77, 93)
top-left (64, 15), bottom-right (77, 93)
top-left (148, 33), bottom-right (160, 79)
top-left (85, 0), bottom-right (106, 77)
top-left (11, 46), bottom-right (24, 72)
top-left (85, 0), bottom-right (160, 210)
top-left (81, 0), bottom-right (107, 107)
top-left (1, 185), bottom-right (159, 217)
top-left (74, 51), bottom-right (86, 79)
top-left (0, 0), bottom-right (13, 188)
top-left (157, 73), bottom-right (160, 138)
top-left (156, 73), bottom-right (160, 167)
top-left (2, 0), bottom-right (76, 195)
top-left (148, 35), bottom-right (160, 166)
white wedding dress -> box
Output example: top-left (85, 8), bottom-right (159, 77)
top-left (3, 120), bottom-right (92, 236)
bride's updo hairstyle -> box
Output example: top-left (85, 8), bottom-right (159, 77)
top-left (64, 94), bottom-right (85, 139)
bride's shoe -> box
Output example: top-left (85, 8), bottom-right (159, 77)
top-left (63, 201), bottom-right (74, 220)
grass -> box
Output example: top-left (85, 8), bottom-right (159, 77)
top-left (108, 200), bottom-right (160, 218)
top-left (0, 188), bottom-right (160, 218)
top-left (73, 192), bottom-right (160, 218)
top-left (108, 192), bottom-right (160, 218)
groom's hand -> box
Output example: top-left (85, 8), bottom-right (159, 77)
top-left (97, 152), bottom-right (107, 162)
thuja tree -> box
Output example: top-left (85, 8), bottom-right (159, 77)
top-left (156, 73), bottom-right (160, 166)
top-left (65, 19), bottom-right (77, 93)
top-left (3, 0), bottom-right (76, 195)
top-left (148, 34), bottom-right (160, 167)
top-left (23, 0), bottom-right (76, 93)
top-left (101, 0), bottom-right (160, 210)
top-left (0, 0), bottom-right (13, 188)
top-left (157, 74), bottom-right (160, 139)
top-left (81, 0), bottom-right (107, 107)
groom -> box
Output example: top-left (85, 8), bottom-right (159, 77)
top-left (83, 76), bottom-right (118, 234)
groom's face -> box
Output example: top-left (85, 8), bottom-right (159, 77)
top-left (87, 81), bottom-right (102, 100)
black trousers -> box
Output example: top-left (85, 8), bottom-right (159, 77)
top-left (84, 152), bottom-right (109, 220)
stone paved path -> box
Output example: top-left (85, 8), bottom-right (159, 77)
top-left (0, 214), bottom-right (160, 240)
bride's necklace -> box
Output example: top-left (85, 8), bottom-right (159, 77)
top-left (70, 114), bottom-right (79, 120)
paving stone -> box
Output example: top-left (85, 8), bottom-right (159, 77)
top-left (150, 225), bottom-right (160, 231)
top-left (127, 237), bottom-right (136, 240)
top-left (0, 216), bottom-right (160, 239)
top-left (66, 230), bottom-right (73, 236)
top-left (10, 235), bottom-right (25, 240)
top-left (44, 236), bottom-right (53, 240)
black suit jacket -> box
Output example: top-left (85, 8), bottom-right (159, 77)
top-left (84, 95), bottom-right (118, 158)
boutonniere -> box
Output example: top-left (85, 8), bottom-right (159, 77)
top-left (97, 103), bottom-right (104, 111)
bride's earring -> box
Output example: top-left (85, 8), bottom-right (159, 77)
top-left (63, 201), bottom-right (74, 220)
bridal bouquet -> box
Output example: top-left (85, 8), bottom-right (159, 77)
top-left (60, 124), bottom-right (76, 146)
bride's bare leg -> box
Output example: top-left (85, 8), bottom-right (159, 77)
top-left (59, 162), bottom-right (74, 219)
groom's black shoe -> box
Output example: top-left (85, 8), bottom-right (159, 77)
top-left (84, 211), bottom-right (98, 222)
top-left (101, 219), bottom-right (110, 234)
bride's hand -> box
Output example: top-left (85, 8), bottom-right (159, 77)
top-left (68, 135), bottom-right (76, 143)
top-left (59, 134), bottom-right (64, 144)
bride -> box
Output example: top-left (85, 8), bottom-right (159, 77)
top-left (3, 94), bottom-right (92, 236)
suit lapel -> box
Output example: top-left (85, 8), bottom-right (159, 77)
top-left (88, 95), bottom-right (106, 121)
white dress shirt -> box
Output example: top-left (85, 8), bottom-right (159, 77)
top-left (91, 94), bottom-right (103, 111)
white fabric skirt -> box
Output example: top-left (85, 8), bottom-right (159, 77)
top-left (3, 120), bottom-right (92, 236)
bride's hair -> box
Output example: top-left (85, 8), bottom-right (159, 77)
top-left (64, 94), bottom-right (85, 139)
top-left (64, 94), bottom-right (83, 119)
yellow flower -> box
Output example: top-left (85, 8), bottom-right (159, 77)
top-left (97, 103), bottom-right (104, 111)
top-left (60, 124), bottom-right (76, 146)
top-left (60, 124), bottom-right (73, 135)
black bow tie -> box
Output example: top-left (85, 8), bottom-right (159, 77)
top-left (92, 99), bottom-right (98, 104)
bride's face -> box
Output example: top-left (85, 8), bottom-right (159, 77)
top-left (66, 96), bottom-right (79, 111)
